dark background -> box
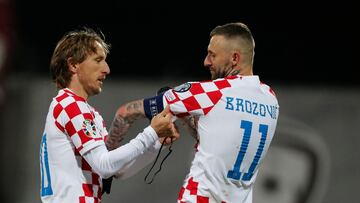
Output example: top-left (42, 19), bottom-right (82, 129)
top-left (9, 1), bottom-right (358, 86)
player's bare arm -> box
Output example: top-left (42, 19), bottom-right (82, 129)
top-left (178, 115), bottom-right (199, 141)
top-left (106, 99), bottom-right (146, 150)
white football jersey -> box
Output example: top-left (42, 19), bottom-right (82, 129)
top-left (40, 88), bottom-right (107, 203)
top-left (163, 75), bottom-right (279, 203)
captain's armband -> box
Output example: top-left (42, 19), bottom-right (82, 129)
top-left (143, 95), bottom-right (164, 120)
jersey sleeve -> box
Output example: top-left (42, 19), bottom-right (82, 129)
top-left (163, 78), bottom-right (232, 117)
top-left (53, 96), bottom-right (104, 155)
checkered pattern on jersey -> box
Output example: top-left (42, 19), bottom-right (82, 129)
top-left (177, 177), bottom-right (227, 203)
top-left (53, 89), bottom-right (104, 201)
top-left (165, 76), bottom-right (238, 117)
top-left (77, 152), bottom-right (102, 202)
top-left (53, 89), bottom-right (103, 154)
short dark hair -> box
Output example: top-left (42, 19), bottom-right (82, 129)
top-left (210, 22), bottom-right (253, 41)
top-left (49, 27), bottom-right (110, 89)
top-left (210, 22), bottom-right (254, 51)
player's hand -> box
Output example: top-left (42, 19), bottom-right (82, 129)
top-left (150, 106), bottom-right (177, 139)
top-left (159, 122), bottom-right (180, 145)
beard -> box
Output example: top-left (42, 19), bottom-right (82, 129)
top-left (210, 65), bottom-right (232, 80)
top-left (85, 84), bottom-right (102, 97)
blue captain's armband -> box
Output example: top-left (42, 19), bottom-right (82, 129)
top-left (144, 94), bottom-right (165, 120)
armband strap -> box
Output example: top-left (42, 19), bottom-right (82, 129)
top-left (102, 176), bottom-right (113, 195)
top-left (143, 94), bottom-right (164, 120)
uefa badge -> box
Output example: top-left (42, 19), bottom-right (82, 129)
top-left (174, 82), bottom-right (191, 92)
top-left (82, 119), bottom-right (98, 138)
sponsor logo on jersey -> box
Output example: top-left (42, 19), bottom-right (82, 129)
top-left (174, 83), bottom-right (191, 92)
top-left (82, 119), bottom-right (98, 138)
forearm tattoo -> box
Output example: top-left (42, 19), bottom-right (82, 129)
top-left (125, 101), bottom-right (145, 123)
top-left (105, 100), bottom-right (145, 151)
top-left (106, 115), bottom-right (129, 151)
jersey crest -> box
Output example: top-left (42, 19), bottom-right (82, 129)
top-left (82, 119), bottom-right (98, 138)
top-left (174, 82), bottom-right (191, 92)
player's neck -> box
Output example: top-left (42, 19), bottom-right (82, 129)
top-left (229, 67), bottom-right (253, 77)
top-left (68, 81), bottom-right (88, 100)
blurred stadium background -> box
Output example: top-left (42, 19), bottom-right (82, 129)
top-left (0, 1), bottom-right (358, 203)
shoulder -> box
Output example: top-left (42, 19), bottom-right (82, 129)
top-left (259, 81), bottom-right (277, 98)
top-left (52, 90), bottom-right (91, 120)
top-left (173, 77), bottom-right (236, 94)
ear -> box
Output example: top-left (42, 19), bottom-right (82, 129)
top-left (232, 51), bottom-right (240, 66)
top-left (67, 57), bottom-right (78, 73)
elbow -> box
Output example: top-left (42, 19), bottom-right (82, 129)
top-left (94, 166), bottom-right (117, 179)
top-left (92, 153), bottom-right (121, 179)
top-left (116, 105), bottom-right (129, 118)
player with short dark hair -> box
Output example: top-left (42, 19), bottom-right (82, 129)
top-left (106, 22), bottom-right (279, 203)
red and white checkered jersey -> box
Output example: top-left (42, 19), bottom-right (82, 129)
top-left (40, 88), bottom-right (107, 203)
top-left (163, 75), bottom-right (279, 203)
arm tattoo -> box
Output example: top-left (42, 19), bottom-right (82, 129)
top-left (105, 100), bottom-right (146, 151)
top-left (106, 115), bottom-right (129, 151)
top-left (180, 116), bottom-right (199, 141)
top-left (125, 101), bottom-right (145, 123)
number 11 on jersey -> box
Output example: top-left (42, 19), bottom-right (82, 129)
top-left (227, 120), bottom-right (268, 181)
